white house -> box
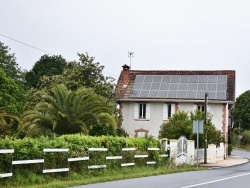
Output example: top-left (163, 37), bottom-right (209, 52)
top-left (116, 64), bottom-right (235, 144)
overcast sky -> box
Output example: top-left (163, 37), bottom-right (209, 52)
top-left (1, 0), bottom-right (250, 97)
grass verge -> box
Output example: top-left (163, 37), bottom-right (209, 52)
top-left (1, 165), bottom-right (205, 188)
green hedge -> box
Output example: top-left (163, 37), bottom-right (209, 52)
top-left (0, 135), bottom-right (165, 175)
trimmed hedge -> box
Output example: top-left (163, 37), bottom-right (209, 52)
top-left (0, 135), bottom-right (165, 175)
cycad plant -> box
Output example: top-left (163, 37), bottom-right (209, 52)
top-left (19, 84), bottom-right (116, 137)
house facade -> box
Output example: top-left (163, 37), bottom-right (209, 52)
top-left (116, 65), bottom-right (235, 143)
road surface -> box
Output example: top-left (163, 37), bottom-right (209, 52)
top-left (72, 149), bottom-right (250, 188)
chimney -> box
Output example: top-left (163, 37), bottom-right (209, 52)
top-left (122, 64), bottom-right (130, 88)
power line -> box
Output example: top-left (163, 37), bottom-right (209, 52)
top-left (0, 33), bottom-right (119, 78)
top-left (0, 33), bottom-right (54, 55)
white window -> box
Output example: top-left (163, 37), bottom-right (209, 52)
top-left (197, 105), bottom-right (205, 112)
top-left (193, 104), bottom-right (209, 112)
top-left (137, 132), bottom-right (146, 137)
top-left (163, 103), bottom-right (175, 120)
top-left (134, 103), bottom-right (150, 120)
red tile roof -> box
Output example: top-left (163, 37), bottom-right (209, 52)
top-left (116, 69), bottom-right (235, 102)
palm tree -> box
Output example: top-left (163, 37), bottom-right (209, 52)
top-left (0, 107), bottom-right (20, 137)
top-left (19, 84), bottom-right (116, 137)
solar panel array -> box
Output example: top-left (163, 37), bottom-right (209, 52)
top-left (130, 75), bottom-right (227, 100)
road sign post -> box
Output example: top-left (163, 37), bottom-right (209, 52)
top-left (193, 120), bottom-right (204, 167)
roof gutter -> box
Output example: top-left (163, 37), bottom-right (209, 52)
top-left (116, 98), bottom-right (234, 104)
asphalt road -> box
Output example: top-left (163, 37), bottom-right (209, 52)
top-left (72, 149), bottom-right (250, 188)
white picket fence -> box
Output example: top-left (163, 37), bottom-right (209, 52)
top-left (0, 147), bottom-right (169, 178)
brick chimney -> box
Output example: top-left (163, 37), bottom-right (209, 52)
top-left (122, 64), bottom-right (130, 88)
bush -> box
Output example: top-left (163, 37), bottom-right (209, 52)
top-left (228, 144), bottom-right (233, 156)
top-left (0, 135), bottom-right (162, 175)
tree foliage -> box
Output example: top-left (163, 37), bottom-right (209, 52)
top-left (0, 67), bottom-right (22, 114)
top-left (0, 107), bottom-right (20, 137)
top-left (38, 53), bottom-right (116, 102)
top-left (232, 90), bottom-right (250, 130)
top-left (159, 111), bottom-right (192, 139)
top-left (0, 42), bottom-right (26, 115)
top-left (19, 84), bottom-right (117, 137)
top-left (0, 41), bottom-right (24, 83)
top-left (25, 54), bottom-right (67, 88)
top-left (159, 110), bottom-right (222, 147)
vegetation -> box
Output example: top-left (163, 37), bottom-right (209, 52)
top-left (159, 110), bottom-right (222, 147)
top-left (19, 84), bottom-right (116, 137)
top-left (0, 107), bottom-right (20, 137)
top-left (0, 135), bottom-right (172, 187)
top-left (0, 42), bottom-right (26, 115)
top-left (25, 54), bottom-right (67, 89)
top-left (0, 165), bottom-right (202, 188)
top-left (232, 90), bottom-right (250, 130)
top-left (0, 42), bottom-right (24, 84)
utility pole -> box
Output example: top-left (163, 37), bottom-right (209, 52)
top-left (128, 51), bottom-right (134, 68)
top-left (204, 93), bottom-right (208, 164)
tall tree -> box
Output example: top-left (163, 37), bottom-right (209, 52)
top-left (38, 53), bottom-right (116, 103)
top-left (19, 84), bottom-right (116, 137)
top-left (232, 90), bottom-right (250, 130)
top-left (25, 54), bottom-right (67, 88)
top-left (0, 42), bottom-right (23, 82)
top-left (0, 42), bottom-right (27, 115)
top-left (0, 67), bottom-right (22, 114)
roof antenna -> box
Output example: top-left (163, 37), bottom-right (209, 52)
top-left (128, 51), bottom-right (134, 68)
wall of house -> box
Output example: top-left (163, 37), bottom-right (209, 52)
top-left (121, 101), bottom-right (164, 137)
top-left (121, 101), bottom-right (226, 138)
top-left (178, 103), bottom-right (224, 131)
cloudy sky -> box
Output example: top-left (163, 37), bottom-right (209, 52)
top-left (1, 0), bottom-right (250, 97)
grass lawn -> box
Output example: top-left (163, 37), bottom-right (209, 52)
top-left (0, 165), bottom-right (205, 188)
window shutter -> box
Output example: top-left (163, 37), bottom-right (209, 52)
top-left (163, 103), bottom-right (168, 120)
top-left (171, 103), bottom-right (176, 117)
top-left (134, 103), bottom-right (139, 119)
top-left (193, 104), bottom-right (197, 112)
top-left (146, 103), bottom-right (150, 120)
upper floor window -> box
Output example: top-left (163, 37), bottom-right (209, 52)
top-left (134, 103), bottom-right (150, 120)
top-left (197, 105), bottom-right (205, 112)
top-left (163, 103), bottom-right (175, 120)
top-left (139, 103), bottom-right (146, 119)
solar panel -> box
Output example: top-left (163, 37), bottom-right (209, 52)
top-left (141, 82), bottom-right (152, 90)
top-left (168, 91), bottom-right (178, 98)
top-left (130, 74), bottom-right (228, 100)
top-left (160, 83), bottom-right (169, 90)
top-left (151, 83), bottom-right (161, 90)
top-left (140, 90), bottom-right (149, 97)
top-left (144, 75), bottom-right (154, 82)
top-left (207, 84), bottom-right (217, 91)
top-left (179, 84), bottom-right (188, 90)
top-left (198, 84), bottom-right (207, 91)
top-left (149, 91), bottom-right (159, 98)
top-left (199, 75), bottom-right (208, 83)
top-left (178, 91), bottom-right (187, 98)
top-left (130, 90), bottom-right (140, 97)
top-left (187, 91), bottom-right (197, 98)
top-left (180, 75), bottom-right (190, 83)
top-left (189, 75), bottom-right (200, 83)
top-left (153, 75), bottom-right (163, 82)
top-left (162, 75), bottom-right (172, 83)
top-left (218, 75), bottom-right (227, 83)
top-left (169, 84), bottom-right (179, 91)
top-left (158, 90), bottom-right (168, 98)
top-left (207, 75), bottom-right (218, 83)
top-left (171, 75), bottom-right (181, 83)
top-left (136, 75), bottom-right (145, 82)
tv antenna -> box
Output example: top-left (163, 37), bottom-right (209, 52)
top-left (128, 51), bottom-right (134, 68)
